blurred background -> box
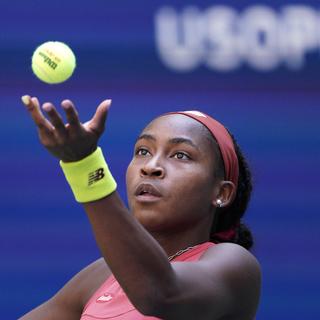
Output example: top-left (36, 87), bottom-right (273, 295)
top-left (1, 0), bottom-right (319, 319)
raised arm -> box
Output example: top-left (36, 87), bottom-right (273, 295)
top-left (22, 95), bottom-right (261, 320)
top-left (21, 95), bottom-right (177, 315)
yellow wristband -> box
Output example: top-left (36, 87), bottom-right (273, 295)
top-left (59, 147), bottom-right (117, 203)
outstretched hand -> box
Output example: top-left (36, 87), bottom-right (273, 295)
top-left (21, 95), bottom-right (111, 162)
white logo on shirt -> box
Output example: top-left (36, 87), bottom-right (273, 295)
top-left (96, 294), bottom-right (113, 302)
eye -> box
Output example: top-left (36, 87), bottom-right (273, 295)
top-left (136, 148), bottom-right (151, 157)
top-left (173, 152), bottom-right (190, 160)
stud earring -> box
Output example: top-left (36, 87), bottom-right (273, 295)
top-left (217, 199), bottom-right (222, 207)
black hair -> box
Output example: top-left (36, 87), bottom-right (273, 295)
top-left (206, 130), bottom-right (254, 250)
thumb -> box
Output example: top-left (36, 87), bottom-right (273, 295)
top-left (89, 99), bottom-right (112, 135)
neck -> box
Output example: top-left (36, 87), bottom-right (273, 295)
top-left (149, 220), bottom-right (211, 257)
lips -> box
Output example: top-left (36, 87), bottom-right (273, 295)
top-left (134, 183), bottom-right (162, 198)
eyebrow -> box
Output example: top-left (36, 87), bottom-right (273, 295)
top-left (136, 134), bottom-right (199, 151)
top-left (136, 134), bottom-right (156, 143)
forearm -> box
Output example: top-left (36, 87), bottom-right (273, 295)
top-left (21, 96), bottom-right (178, 314)
top-left (83, 192), bottom-right (177, 314)
top-left (59, 145), bottom-right (177, 311)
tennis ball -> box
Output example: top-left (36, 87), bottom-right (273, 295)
top-left (31, 41), bottom-right (76, 84)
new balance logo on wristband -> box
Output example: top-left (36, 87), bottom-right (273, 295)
top-left (88, 168), bottom-right (105, 186)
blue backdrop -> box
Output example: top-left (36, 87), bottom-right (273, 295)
top-left (1, 1), bottom-right (319, 319)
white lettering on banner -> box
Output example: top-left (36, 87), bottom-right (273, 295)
top-left (154, 6), bottom-right (203, 71)
top-left (154, 5), bottom-right (320, 72)
top-left (204, 6), bottom-right (240, 71)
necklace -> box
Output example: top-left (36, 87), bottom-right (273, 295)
top-left (168, 245), bottom-right (197, 261)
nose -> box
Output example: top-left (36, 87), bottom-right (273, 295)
top-left (140, 157), bottom-right (165, 178)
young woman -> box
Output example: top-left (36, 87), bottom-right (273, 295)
top-left (20, 95), bottom-right (261, 320)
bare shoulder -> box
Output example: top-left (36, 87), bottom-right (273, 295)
top-left (20, 258), bottom-right (111, 319)
top-left (201, 243), bottom-right (261, 317)
top-left (202, 242), bottom-right (261, 273)
top-left (53, 257), bottom-right (112, 309)
top-left (157, 243), bottom-right (260, 319)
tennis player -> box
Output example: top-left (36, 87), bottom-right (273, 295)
top-left (20, 95), bottom-right (261, 320)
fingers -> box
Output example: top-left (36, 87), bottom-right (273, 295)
top-left (61, 99), bottom-right (81, 130)
top-left (21, 95), bottom-right (54, 132)
top-left (22, 96), bottom-right (112, 143)
top-left (89, 99), bottom-right (112, 135)
top-left (42, 102), bottom-right (67, 138)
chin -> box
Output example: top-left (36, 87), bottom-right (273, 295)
top-left (132, 207), bottom-right (168, 232)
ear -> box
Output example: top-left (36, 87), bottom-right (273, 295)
top-left (212, 181), bottom-right (236, 208)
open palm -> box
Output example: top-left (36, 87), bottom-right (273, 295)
top-left (22, 95), bottom-right (111, 162)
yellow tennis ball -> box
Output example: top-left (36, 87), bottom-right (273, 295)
top-left (31, 41), bottom-right (76, 84)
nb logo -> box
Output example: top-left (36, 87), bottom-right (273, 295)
top-left (88, 168), bottom-right (105, 186)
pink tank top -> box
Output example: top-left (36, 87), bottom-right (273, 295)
top-left (80, 242), bottom-right (215, 319)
